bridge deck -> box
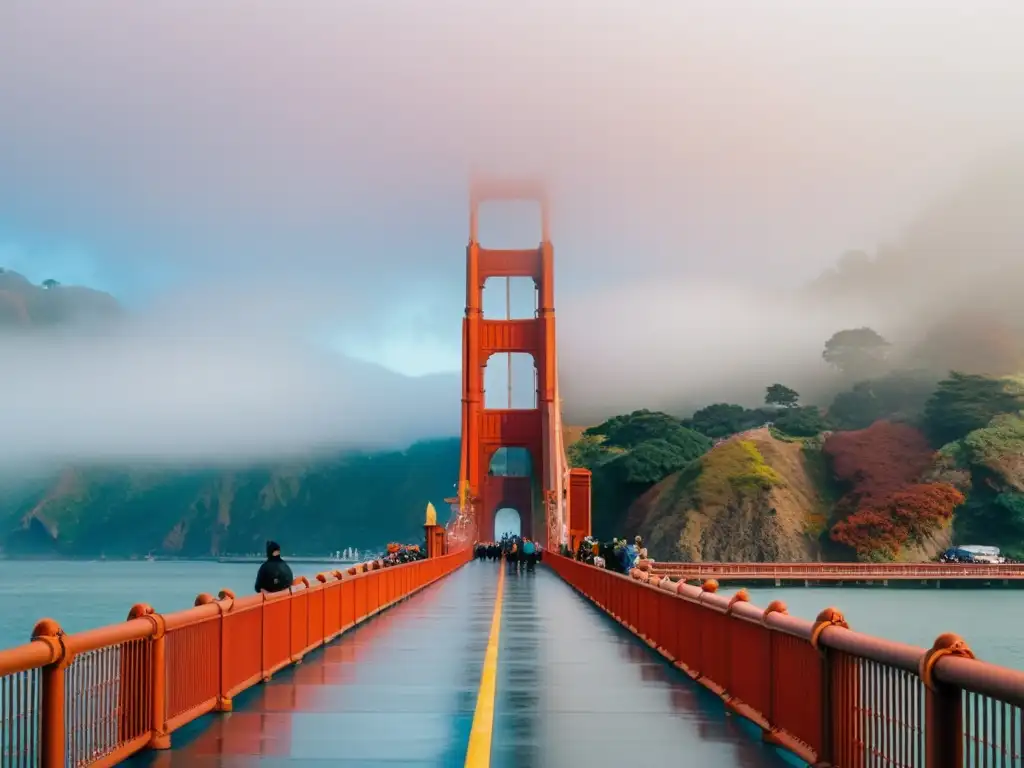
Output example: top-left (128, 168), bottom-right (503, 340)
top-left (130, 563), bottom-right (793, 767)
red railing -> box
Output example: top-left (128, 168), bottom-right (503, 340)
top-left (548, 554), bottom-right (1024, 767)
top-left (650, 561), bottom-right (1024, 581)
top-left (0, 549), bottom-right (470, 767)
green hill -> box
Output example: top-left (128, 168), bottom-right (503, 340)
top-left (0, 440), bottom-right (460, 557)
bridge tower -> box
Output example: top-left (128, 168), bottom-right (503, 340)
top-left (458, 179), bottom-right (570, 548)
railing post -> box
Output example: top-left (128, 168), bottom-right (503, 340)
top-left (921, 633), bottom-right (972, 767)
top-left (809, 608), bottom-right (849, 767)
top-left (32, 619), bottom-right (68, 768)
top-left (127, 604), bottom-right (170, 750)
top-left (195, 591), bottom-right (235, 711)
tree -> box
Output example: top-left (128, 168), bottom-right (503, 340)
top-left (922, 372), bottom-right (1023, 446)
top-left (567, 434), bottom-right (617, 470)
top-left (585, 409), bottom-right (710, 452)
top-left (822, 327), bottom-right (891, 377)
top-left (684, 403), bottom-right (775, 439)
top-left (827, 371), bottom-right (938, 431)
top-left (606, 439), bottom-right (701, 485)
top-left (773, 406), bottom-right (829, 437)
top-left (960, 413), bottom-right (1024, 488)
top-left (41, 279), bottom-right (60, 289)
top-left (765, 383), bottom-right (799, 408)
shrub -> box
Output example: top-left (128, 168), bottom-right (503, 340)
top-left (773, 406), bottom-right (829, 437)
top-left (923, 372), bottom-right (1023, 446)
top-left (830, 482), bottom-right (963, 560)
top-left (823, 421), bottom-right (933, 507)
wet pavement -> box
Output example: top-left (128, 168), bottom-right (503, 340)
top-left (490, 564), bottom-right (795, 768)
top-left (129, 562), bottom-right (800, 767)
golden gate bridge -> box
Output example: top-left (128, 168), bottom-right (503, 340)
top-left (0, 180), bottom-right (1020, 767)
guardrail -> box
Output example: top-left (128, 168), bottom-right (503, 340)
top-left (649, 561), bottom-right (1024, 581)
top-left (0, 549), bottom-right (470, 767)
top-left (548, 554), bottom-right (1024, 767)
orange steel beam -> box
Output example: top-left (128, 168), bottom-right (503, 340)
top-left (469, 177), bottom-right (548, 205)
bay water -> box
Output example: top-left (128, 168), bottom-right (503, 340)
top-left (1, 560), bottom-right (1020, 672)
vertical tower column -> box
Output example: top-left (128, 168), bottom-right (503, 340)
top-left (457, 179), bottom-right (562, 548)
top-left (462, 238), bottom-right (483, 494)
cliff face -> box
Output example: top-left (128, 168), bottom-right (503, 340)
top-left (630, 429), bottom-right (826, 562)
top-left (0, 440), bottom-right (461, 556)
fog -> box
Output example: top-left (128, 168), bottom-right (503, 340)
top-left (0, 278), bottom-right (461, 468)
top-left (2, 1), bottom-right (1024, 466)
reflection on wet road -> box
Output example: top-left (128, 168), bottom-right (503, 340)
top-left (128, 562), bottom-right (800, 767)
top-left (489, 566), bottom-right (795, 768)
top-left (128, 564), bottom-right (500, 766)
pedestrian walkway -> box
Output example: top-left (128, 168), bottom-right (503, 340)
top-left (488, 567), bottom-right (794, 767)
top-left (128, 563), bottom-right (499, 766)
top-left (128, 563), bottom-right (797, 767)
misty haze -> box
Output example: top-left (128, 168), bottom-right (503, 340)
top-left (1, 1), bottom-right (1024, 562)
top-left (5, 8), bottom-right (1024, 767)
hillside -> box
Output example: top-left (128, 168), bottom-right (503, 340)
top-left (0, 268), bottom-right (463, 556)
top-left (0, 269), bottom-right (120, 327)
top-left (627, 429), bottom-right (826, 562)
top-left (0, 439), bottom-right (461, 556)
top-left (567, 368), bottom-right (1024, 563)
top-left (567, 161), bottom-right (1024, 562)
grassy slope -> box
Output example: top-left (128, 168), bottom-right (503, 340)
top-left (628, 429), bottom-right (827, 562)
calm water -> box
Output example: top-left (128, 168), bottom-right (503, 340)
top-left (1, 561), bottom-right (1021, 672)
top-left (0, 559), bottom-right (336, 648)
top-left (743, 585), bottom-right (1024, 670)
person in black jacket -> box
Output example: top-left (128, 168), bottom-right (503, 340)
top-left (254, 540), bottom-right (294, 593)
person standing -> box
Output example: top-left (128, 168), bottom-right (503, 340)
top-left (523, 538), bottom-right (536, 571)
top-left (254, 540), bottom-right (294, 593)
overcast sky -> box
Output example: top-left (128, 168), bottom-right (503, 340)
top-left (1, 1), bottom-right (1022, 463)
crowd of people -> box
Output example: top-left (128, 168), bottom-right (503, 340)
top-left (474, 534), bottom-right (542, 572)
top-left (571, 535), bottom-right (647, 573)
top-left (381, 542), bottom-right (427, 566)
top-left (254, 531), bottom-right (650, 598)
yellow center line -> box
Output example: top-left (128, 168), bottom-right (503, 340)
top-left (464, 564), bottom-right (506, 768)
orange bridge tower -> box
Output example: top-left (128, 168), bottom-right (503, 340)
top-left (457, 179), bottom-right (587, 549)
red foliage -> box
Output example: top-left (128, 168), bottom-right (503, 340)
top-left (888, 484), bottom-right (964, 541)
top-left (825, 422), bottom-right (962, 559)
top-left (823, 421), bottom-right (933, 508)
top-left (829, 509), bottom-right (903, 559)
top-left (830, 483), bottom-right (964, 559)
